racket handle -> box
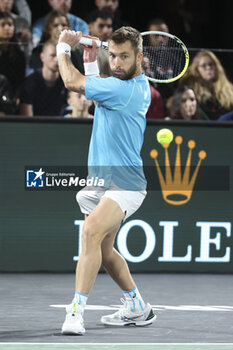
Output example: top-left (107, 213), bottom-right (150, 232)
top-left (80, 36), bottom-right (102, 48)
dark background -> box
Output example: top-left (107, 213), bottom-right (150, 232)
top-left (26, 0), bottom-right (232, 49)
top-left (26, 0), bottom-right (233, 80)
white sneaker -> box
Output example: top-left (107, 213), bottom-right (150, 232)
top-left (61, 303), bottom-right (85, 335)
top-left (101, 298), bottom-right (157, 326)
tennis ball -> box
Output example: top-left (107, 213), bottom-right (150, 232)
top-left (156, 128), bottom-right (173, 144)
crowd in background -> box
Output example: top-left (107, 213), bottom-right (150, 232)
top-left (0, 0), bottom-right (233, 121)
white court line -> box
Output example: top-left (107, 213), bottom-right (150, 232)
top-left (50, 304), bottom-right (118, 310)
top-left (1, 343), bottom-right (233, 345)
top-left (50, 304), bottom-right (233, 312)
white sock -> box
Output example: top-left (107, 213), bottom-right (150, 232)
top-left (72, 291), bottom-right (88, 315)
top-left (123, 286), bottom-right (146, 311)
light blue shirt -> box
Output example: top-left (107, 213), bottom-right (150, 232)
top-left (32, 13), bottom-right (89, 46)
top-left (85, 74), bottom-right (151, 190)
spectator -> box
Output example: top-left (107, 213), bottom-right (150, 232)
top-left (0, 0), bottom-right (31, 44)
top-left (0, 12), bottom-right (26, 102)
top-left (95, 0), bottom-right (118, 13)
top-left (149, 1), bottom-right (211, 48)
top-left (32, 0), bottom-right (89, 47)
top-left (13, 0), bottom-right (31, 26)
top-left (20, 39), bottom-right (67, 116)
top-left (95, 0), bottom-right (127, 30)
top-left (167, 85), bottom-right (205, 120)
top-left (146, 85), bottom-right (164, 119)
top-left (29, 10), bottom-right (84, 74)
top-left (147, 17), bottom-right (169, 42)
top-left (146, 18), bottom-right (176, 114)
top-left (30, 10), bottom-right (70, 70)
top-left (64, 91), bottom-right (94, 118)
top-left (180, 50), bottom-right (233, 120)
top-left (142, 56), bottom-right (164, 119)
top-left (87, 9), bottom-right (113, 77)
top-left (40, 10), bottom-right (69, 44)
top-left (88, 9), bottom-right (113, 42)
top-left (0, 74), bottom-right (16, 114)
top-left (218, 110), bottom-right (233, 121)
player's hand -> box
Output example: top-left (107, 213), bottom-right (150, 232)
top-left (82, 35), bottom-right (99, 63)
top-left (58, 29), bottom-right (82, 48)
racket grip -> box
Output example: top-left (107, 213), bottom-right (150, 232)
top-left (80, 36), bottom-right (102, 48)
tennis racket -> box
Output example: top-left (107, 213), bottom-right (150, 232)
top-left (79, 31), bottom-right (189, 83)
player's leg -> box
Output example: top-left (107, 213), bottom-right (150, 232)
top-left (62, 196), bottom-right (124, 335)
top-left (99, 188), bottom-right (157, 327)
top-left (101, 227), bottom-right (135, 291)
top-left (101, 225), bottom-right (156, 327)
top-left (75, 197), bottom-right (125, 294)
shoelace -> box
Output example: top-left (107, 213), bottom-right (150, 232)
top-left (117, 298), bottom-right (136, 317)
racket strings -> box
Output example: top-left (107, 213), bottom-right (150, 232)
top-left (142, 34), bottom-right (186, 82)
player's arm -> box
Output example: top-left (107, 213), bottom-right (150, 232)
top-left (57, 30), bottom-right (99, 95)
top-left (57, 30), bottom-right (86, 94)
top-left (58, 52), bottom-right (86, 94)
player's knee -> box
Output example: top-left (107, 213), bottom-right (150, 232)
top-left (82, 218), bottom-right (103, 249)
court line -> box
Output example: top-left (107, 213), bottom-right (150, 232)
top-left (50, 304), bottom-right (233, 312)
top-left (1, 342), bottom-right (233, 344)
top-left (1, 343), bottom-right (233, 350)
top-left (1, 343), bottom-right (233, 348)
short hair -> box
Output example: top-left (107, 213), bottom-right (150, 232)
top-left (42, 39), bottom-right (57, 52)
top-left (87, 9), bottom-right (113, 24)
top-left (147, 18), bottom-right (168, 30)
top-left (148, 18), bottom-right (167, 26)
top-left (109, 26), bottom-right (142, 55)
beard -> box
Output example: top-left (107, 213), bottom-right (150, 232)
top-left (111, 61), bottom-right (138, 80)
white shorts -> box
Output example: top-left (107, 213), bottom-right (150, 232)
top-left (76, 182), bottom-right (147, 221)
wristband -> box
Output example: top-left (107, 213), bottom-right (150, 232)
top-left (56, 42), bottom-right (71, 57)
top-left (84, 60), bottom-right (99, 77)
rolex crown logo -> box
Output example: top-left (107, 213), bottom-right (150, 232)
top-left (150, 136), bottom-right (207, 206)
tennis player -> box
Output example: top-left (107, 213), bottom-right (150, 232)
top-left (56, 26), bottom-right (156, 335)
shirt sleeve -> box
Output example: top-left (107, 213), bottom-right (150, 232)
top-left (32, 17), bottom-right (44, 46)
top-left (69, 15), bottom-right (89, 35)
top-left (79, 20), bottom-right (89, 35)
top-left (85, 76), bottom-right (136, 110)
top-left (14, 0), bottom-right (31, 25)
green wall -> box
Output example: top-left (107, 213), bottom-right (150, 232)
top-left (0, 118), bottom-right (232, 272)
